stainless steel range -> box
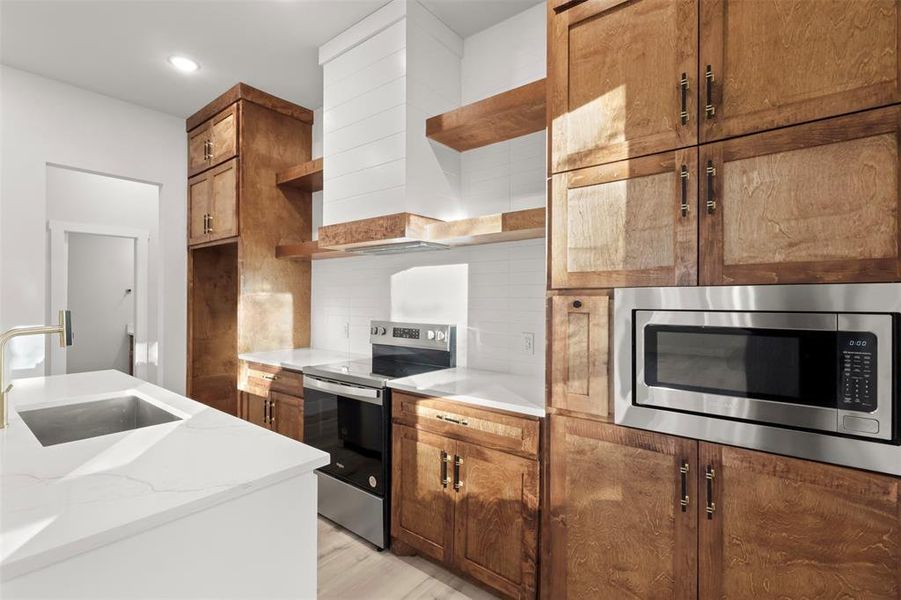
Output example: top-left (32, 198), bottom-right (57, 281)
top-left (302, 321), bottom-right (456, 548)
top-left (614, 284), bottom-right (901, 476)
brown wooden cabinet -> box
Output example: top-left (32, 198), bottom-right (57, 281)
top-left (548, 292), bottom-right (611, 420)
top-left (392, 394), bottom-right (540, 599)
top-left (239, 391), bottom-right (268, 428)
top-left (546, 416), bottom-right (698, 600)
top-left (236, 361), bottom-right (305, 442)
top-left (187, 104), bottom-right (238, 177)
top-left (545, 416), bottom-right (901, 599)
top-left (699, 0), bottom-right (901, 143)
top-left (699, 106), bottom-right (901, 285)
top-left (188, 158), bottom-right (239, 246)
top-left (699, 443), bottom-right (901, 599)
top-left (548, 0), bottom-right (698, 173)
top-left (271, 391), bottom-right (303, 441)
top-left (550, 148), bottom-right (698, 288)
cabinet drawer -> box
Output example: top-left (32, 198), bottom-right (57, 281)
top-left (392, 392), bottom-right (539, 459)
top-left (238, 361), bottom-right (304, 397)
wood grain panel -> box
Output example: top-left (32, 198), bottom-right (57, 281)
top-left (453, 441), bottom-right (539, 599)
top-left (549, 293), bottom-right (611, 420)
top-left (187, 174), bottom-right (210, 246)
top-left (550, 0), bottom-right (698, 172)
top-left (700, 443), bottom-right (901, 599)
top-left (318, 212), bottom-right (443, 250)
top-left (551, 148), bottom-right (698, 288)
top-left (391, 425), bottom-right (456, 563)
top-left (238, 390), bottom-right (268, 428)
top-left (700, 106), bottom-right (901, 285)
top-left (276, 157), bottom-right (323, 192)
top-left (392, 392), bottom-right (540, 459)
top-left (188, 122), bottom-right (211, 177)
top-left (186, 82), bottom-right (313, 131)
top-left (271, 391), bottom-right (303, 442)
top-left (700, 0), bottom-right (901, 142)
top-left (208, 158), bottom-right (239, 243)
top-left (209, 104), bottom-right (238, 169)
top-left (547, 417), bottom-right (698, 599)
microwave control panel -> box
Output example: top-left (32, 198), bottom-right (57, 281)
top-left (838, 331), bottom-right (877, 412)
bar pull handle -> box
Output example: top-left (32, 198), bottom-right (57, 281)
top-left (705, 65), bottom-right (716, 119)
top-left (705, 465), bottom-right (716, 519)
top-left (679, 460), bottom-right (690, 512)
top-left (436, 414), bottom-right (469, 426)
top-left (453, 456), bottom-right (463, 491)
top-left (679, 165), bottom-right (689, 217)
top-left (679, 73), bottom-right (689, 125)
top-left (268, 400), bottom-right (275, 425)
top-left (705, 160), bottom-right (717, 214)
top-left (262, 374), bottom-right (278, 381)
top-left (207, 214), bottom-right (213, 234)
top-left (263, 398), bottom-right (270, 424)
top-left (202, 214), bottom-right (208, 234)
top-left (440, 450), bottom-right (450, 488)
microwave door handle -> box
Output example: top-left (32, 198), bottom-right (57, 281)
top-left (303, 376), bottom-right (383, 405)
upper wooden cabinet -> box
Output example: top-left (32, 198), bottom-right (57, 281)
top-left (699, 442), bottom-right (901, 599)
top-left (187, 104), bottom-right (239, 177)
top-left (546, 417), bottom-right (698, 599)
top-left (548, 292), bottom-right (610, 420)
top-left (549, 0), bottom-right (698, 173)
top-left (187, 158), bottom-right (239, 246)
top-left (699, 0), bottom-right (901, 143)
top-left (700, 106), bottom-right (901, 285)
top-left (550, 147), bottom-right (698, 288)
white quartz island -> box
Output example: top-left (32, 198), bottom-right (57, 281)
top-left (0, 370), bottom-right (329, 599)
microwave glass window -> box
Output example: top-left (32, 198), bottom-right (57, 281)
top-left (644, 325), bottom-right (837, 407)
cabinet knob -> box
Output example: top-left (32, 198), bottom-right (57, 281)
top-left (572, 300), bottom-right (582, 309)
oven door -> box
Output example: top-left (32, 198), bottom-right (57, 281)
top-left (302, 376), bottom-right (387, 495)
top-left (635, 310), bottom-right (894, 440)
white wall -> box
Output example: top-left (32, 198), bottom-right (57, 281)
top-left (0, 66), bottom-right (187, 392)
top-left (66, 233), bottom-right (135, 374)
top-left (46, 166), bottom-right (159, 379)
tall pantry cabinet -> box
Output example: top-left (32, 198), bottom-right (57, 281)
top-left (186, 84), bottom-right (314, 415)
top-left (544, 1), bottom-right (901, 598)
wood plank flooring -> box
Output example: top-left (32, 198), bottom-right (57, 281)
top-left (318, 518), bottom-right (499, 600)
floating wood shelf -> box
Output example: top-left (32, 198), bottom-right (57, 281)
top-left (426, 79), bottom-right (547, 151)
top-left (276, 157), bottom-right (323, 192)
top-left (276, 208), bottom-right (545, 259)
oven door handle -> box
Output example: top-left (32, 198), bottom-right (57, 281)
top-left (303, 376), bottom-right (383, 405)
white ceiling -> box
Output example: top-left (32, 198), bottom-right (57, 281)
top-left (0, 0), bottom-right (541, 118)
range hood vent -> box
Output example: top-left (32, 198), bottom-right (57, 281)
top-left (349, 241), bottom-right (449, 256)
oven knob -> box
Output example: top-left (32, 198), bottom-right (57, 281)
top-left (370, 326), bottom-right (378, 335)
top-left (377, 326), bottom-right (387, 335)
top-left (436, 330), bottom-right (447, 342)
top-left (427, 330), bottom-right (435, 340)
top-left (369, 476), bottom-right (377, 488)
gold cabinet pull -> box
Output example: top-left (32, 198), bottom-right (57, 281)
top-left (704, 65), bottom-right (716, 118)
top-left (436, 414), bottom-right (468, 426)
top-left (679, 165), bottom-right (689, 217)
top-left (453, 456), bottom-right (463, 491)
top-left (207, 214), bottom-right (213, 234)
top-left (705, 465), bottom-right (716, 518)
top-left (679, 461), bottom-right (690, 511)
top-left (262, 374), bottom-right (278, 381)
top-left (679, 73), bottom-right (689, 125)
top-left (268, 400), bottom-right (275, 425)
top-left (705, 161), bottom-right (717, 214)
top-left (263, 398), bottom-right (270, 424)
top-left (440, 450), bottom-right (450, 488)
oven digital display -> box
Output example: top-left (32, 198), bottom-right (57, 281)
top-left (393, 327), bottom-right (420, 339)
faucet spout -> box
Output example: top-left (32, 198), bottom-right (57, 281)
top-left (0, 310), bottom-right (74, 429)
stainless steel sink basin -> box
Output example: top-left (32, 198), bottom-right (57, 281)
top-left (19, 395), bottom-right (182, 446)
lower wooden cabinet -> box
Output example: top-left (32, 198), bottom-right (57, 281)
top-left (237, 390), bottom-right (303, 443)
top-left (546, 416), bottom-right (901, 600)
top-left (392, 416), bottom-right (540, 599)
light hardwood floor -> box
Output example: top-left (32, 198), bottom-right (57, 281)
top-left (318, 518), bottom-right (499, 600)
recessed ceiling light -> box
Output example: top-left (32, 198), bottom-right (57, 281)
top-left (168, 55), bottom-right (199, 73)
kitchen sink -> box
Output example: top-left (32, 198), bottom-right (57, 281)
top-left (18, 395), bottom-right (182, 446)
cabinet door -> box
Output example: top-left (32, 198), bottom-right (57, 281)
top-left (391, 425), bottom-right (456, 563)
top-left (453, 441), bottom-right (539, 599)
top-left (209, 104), bottom-right (238, 168)
top-left (699, 443), bottom-right (901, 599)
top-left (547, 417), bottom-right (698, 600)
top-left (549, 293), bottom-right (610, 419)
top-left (700, 0), bottom-right (901, 143)
top-left (239, 391), bottom-right (269, 429)
top-left (550, 148), bottom-right (698, 288)
top-left (700, 106), bottom-right (901, 285)
top-left (187, 173), bottom-right (211, 246)
top-left (271, 391), bottom-right (303, 442)
top-left (187, 122), bottom-right (211, 177)
top-left (207, 158), bottom-right (239, 242)
top-left (549, 0), bottom-right (698, 172)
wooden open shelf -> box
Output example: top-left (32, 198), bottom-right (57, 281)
top-left (275, 208), bottom-right (545, 259)
top-left (276, 157), bottom-right (323, 192)
top-left (426, 79), bottom-right (546, 151)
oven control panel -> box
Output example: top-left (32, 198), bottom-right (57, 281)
top-left (369, 320), bottom-right (454, 351)
top-left (838, 331), bottom-right (877, 413)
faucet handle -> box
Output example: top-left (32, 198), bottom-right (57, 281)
top-left (59, 310), bottom-right (74, 347)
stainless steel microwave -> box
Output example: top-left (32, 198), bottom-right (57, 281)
top-left (614, 284), bottom-right (901, 475)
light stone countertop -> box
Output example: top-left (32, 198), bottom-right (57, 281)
top-left (0, 369), bottom-right (329, 581)
top-left (388, 367), bottom-right (546, 417)
top-left (238, 347), bottom-right (366, 371)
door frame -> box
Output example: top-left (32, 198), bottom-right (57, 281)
top-left (48, 220), bottom-right (150, 380)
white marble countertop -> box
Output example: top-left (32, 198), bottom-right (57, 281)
top-left (388, 367), bottom-right (546, 417)
top-left (0, 370), bottom-right (329, 581)
top-left (238, 347), bottom-right (365, 372)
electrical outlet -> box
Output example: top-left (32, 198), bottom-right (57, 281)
top-left (521, 332), bottom-right (535, 356)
